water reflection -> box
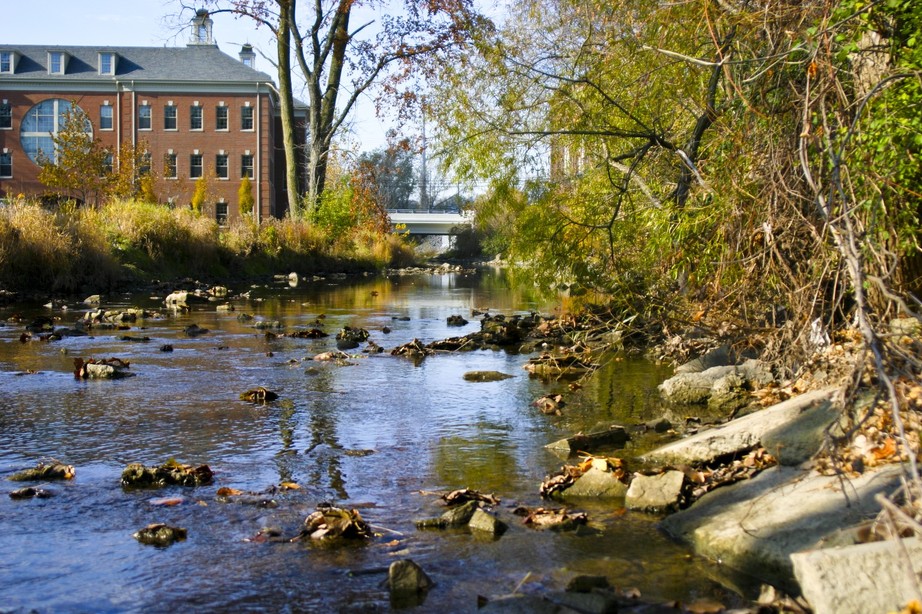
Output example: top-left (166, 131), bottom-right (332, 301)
top-left (0, 270), bottom-right (744, 611)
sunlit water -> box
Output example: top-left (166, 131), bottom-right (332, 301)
top-left (0, 270), bottom-right (741, 612)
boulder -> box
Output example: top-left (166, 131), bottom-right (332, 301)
top-left (658, 359), bottom-right (774, 409)
top-left (660, 465), bottom-right (903, 593)
top-left (674, 345), bottom-right (734, 374)
top-left (625, 471), bottom-right (685, 512)
top-left (442, 500), bottom-right (480, 526)
top-left (83, 294), bottom-right (102, 305)
top-left (546, 426), bottom-right (629, 458)
top-left (164, 291), bottom-right (189, 308)
top-left (792, 537), bottom-right (922, 614)
top-left (387, 559), bottom-right (433, 596)
top-left (132, 523), bottom-right (187, 546)
top-left (561, 467), bottom-right (628, 498)
top-left (643, 388), bottom-right (836, 466)
top-left (468, 509), bottom-right (507, 536)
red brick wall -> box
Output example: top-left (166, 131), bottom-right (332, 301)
top-left (0, 88), bottom-right (282, 224)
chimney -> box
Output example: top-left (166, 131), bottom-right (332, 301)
top-left (239, 44), bottom-right (256, 68)
top-left (189, 9), bottom-right (215, 46)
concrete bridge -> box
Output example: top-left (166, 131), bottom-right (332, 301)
top-left (389, 210), bottom-right (473, 235)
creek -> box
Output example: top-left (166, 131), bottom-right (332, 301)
top-left (0, 269), bottom-right (743, 612)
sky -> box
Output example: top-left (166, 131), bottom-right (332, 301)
top-left (1, 0), bottom-right (394, 152)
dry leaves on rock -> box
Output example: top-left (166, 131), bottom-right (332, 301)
top-left (440, 488), bottom-right (500, 507)
top-left (295, 505), bottom-right (372, 541)
top-left (514, 506), bottom-right (588, 531)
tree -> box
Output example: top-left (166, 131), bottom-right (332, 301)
top-left (37, 103), bottom-right (110, 205)
top-left (189, 0), bottom-right (489, 218)
top-left (354, 141), bottom-right (417, 212)
top-left (109, 141), bottom-right (154, 202)
top-left (238, 175), bottom-right (255, 216)
top-left (191, 174), bottom-right (209, 214)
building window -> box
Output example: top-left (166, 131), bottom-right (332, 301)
top-left (48, 52), bottom-right (66, 74)
top-left (164, 104), bottom-right (177, 130)
top-left (190, 154), bottom-right (203, 178)
top-left (216, 201), bottom-right (228, 225)
top-left (164, 153), bottom-right (177, 179)
top-left (21, 99), bottom-right (90, 164)
top-left (216, 154), bottom-right (228, 179)
top-left (216, 105), bottom-right (228, 131)
top-left (0, 52), bottom-right (12, 74)
top-left (138, 104), bottom-right (151, 130)
top-left (103, 153), bottom-right (113, 174)
top-left (190, 105), bottom-right (202, 131)
top-left (241, 154), bottom-right (254, 179)
top-left (99, 52), bottom-right (115, 75)
top-left (0, 152), bottom-right (11, 178)
top-left (100, 104), bottom-right (113, 130)
top-left (241, 106), bottom-right (254, 131)
top-left (0, 102), bottom-right (11, 129)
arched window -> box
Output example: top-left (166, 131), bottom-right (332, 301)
top-left (20, 99), bottom-right (91, 164)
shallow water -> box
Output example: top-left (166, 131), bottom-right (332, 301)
top-left (0, 270), bottom-right (740, 612)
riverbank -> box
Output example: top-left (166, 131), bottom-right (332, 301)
top-left (0, 198), bottom-right (416, 295)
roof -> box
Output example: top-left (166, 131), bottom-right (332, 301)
top-left (0, 44), bottom-right (275, 83)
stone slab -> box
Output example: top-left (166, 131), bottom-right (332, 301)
top-left (643, 388), bottom-right (837, 466)
top-left (660, 464), bottom-right (903, 593)
top-left (792, 537), bottom-right (922, 614)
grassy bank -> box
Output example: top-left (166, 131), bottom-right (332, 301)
top-left (0, 198), bottom-right (416, 293)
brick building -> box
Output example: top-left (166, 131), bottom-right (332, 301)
top-left (0, 10), bottom-right (306, 223)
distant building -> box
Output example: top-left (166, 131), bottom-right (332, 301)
top-left (0, 9), bottom-right (306, 222)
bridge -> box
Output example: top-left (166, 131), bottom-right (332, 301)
top-left (388, 210), bottom-right (473, 235)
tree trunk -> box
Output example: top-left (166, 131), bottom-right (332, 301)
top-left (277, 0), bottom-right (302, 218)
top-left (304, 1), bottom-right (351, 216)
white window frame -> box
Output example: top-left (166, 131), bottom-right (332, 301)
top-left (241, 154), bottom-right (254, 179)
top-left (0, 151), bottom-right (11, 178)
top-left (99, 103), bottom-right (113, 131)
top-left (48, 51), bottom-right (67, 75)
top-left (216, 153), bottom-right (228, 179)
top-left (138, 104), bottom-right (152, 131)
top-left (215, 105), bottom-right (228, 131)
top-left (0, 100), bottom-right (11, 130)
top-left (190, 104), bottom-right (203, 131)
top-left (98, 52), bottom-right (116, 75)
top-left (240, 105), bottom-right (254, 131)
top-left (190, 153), bottom-right (203, 178)
top-left (0, 52), bottom-right (14, 74)
top-left (164, 104), bottom-right (177, 131)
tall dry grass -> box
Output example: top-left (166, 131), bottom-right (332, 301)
top-left (0, 198), bottom-right (417, 293)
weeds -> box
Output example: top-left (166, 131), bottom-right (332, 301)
top-left (0, 198), bottom-right (417, 292)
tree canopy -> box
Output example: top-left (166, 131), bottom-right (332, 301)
top-left (189, 0), bottom-right (490, 218)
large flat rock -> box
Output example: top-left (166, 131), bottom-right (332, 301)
top-left (659, 464), bottom-right (903, 593)
top-left (643, 388), bottom-right (837, 466)
top-left (792, 537), bottom-right (922, 614)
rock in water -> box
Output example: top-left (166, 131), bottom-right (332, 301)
top-left (387, 559), bottom-right (433, 595)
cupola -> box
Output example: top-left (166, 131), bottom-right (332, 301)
top-left (239, 44), bottom-right (256, 68)
top-left (189, 9), bottom-right (215, 46)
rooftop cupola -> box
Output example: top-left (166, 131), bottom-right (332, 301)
top-left (239, 44), bottom-right (256, 68)
top-left (189, 9), bottom-right (215, 46)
